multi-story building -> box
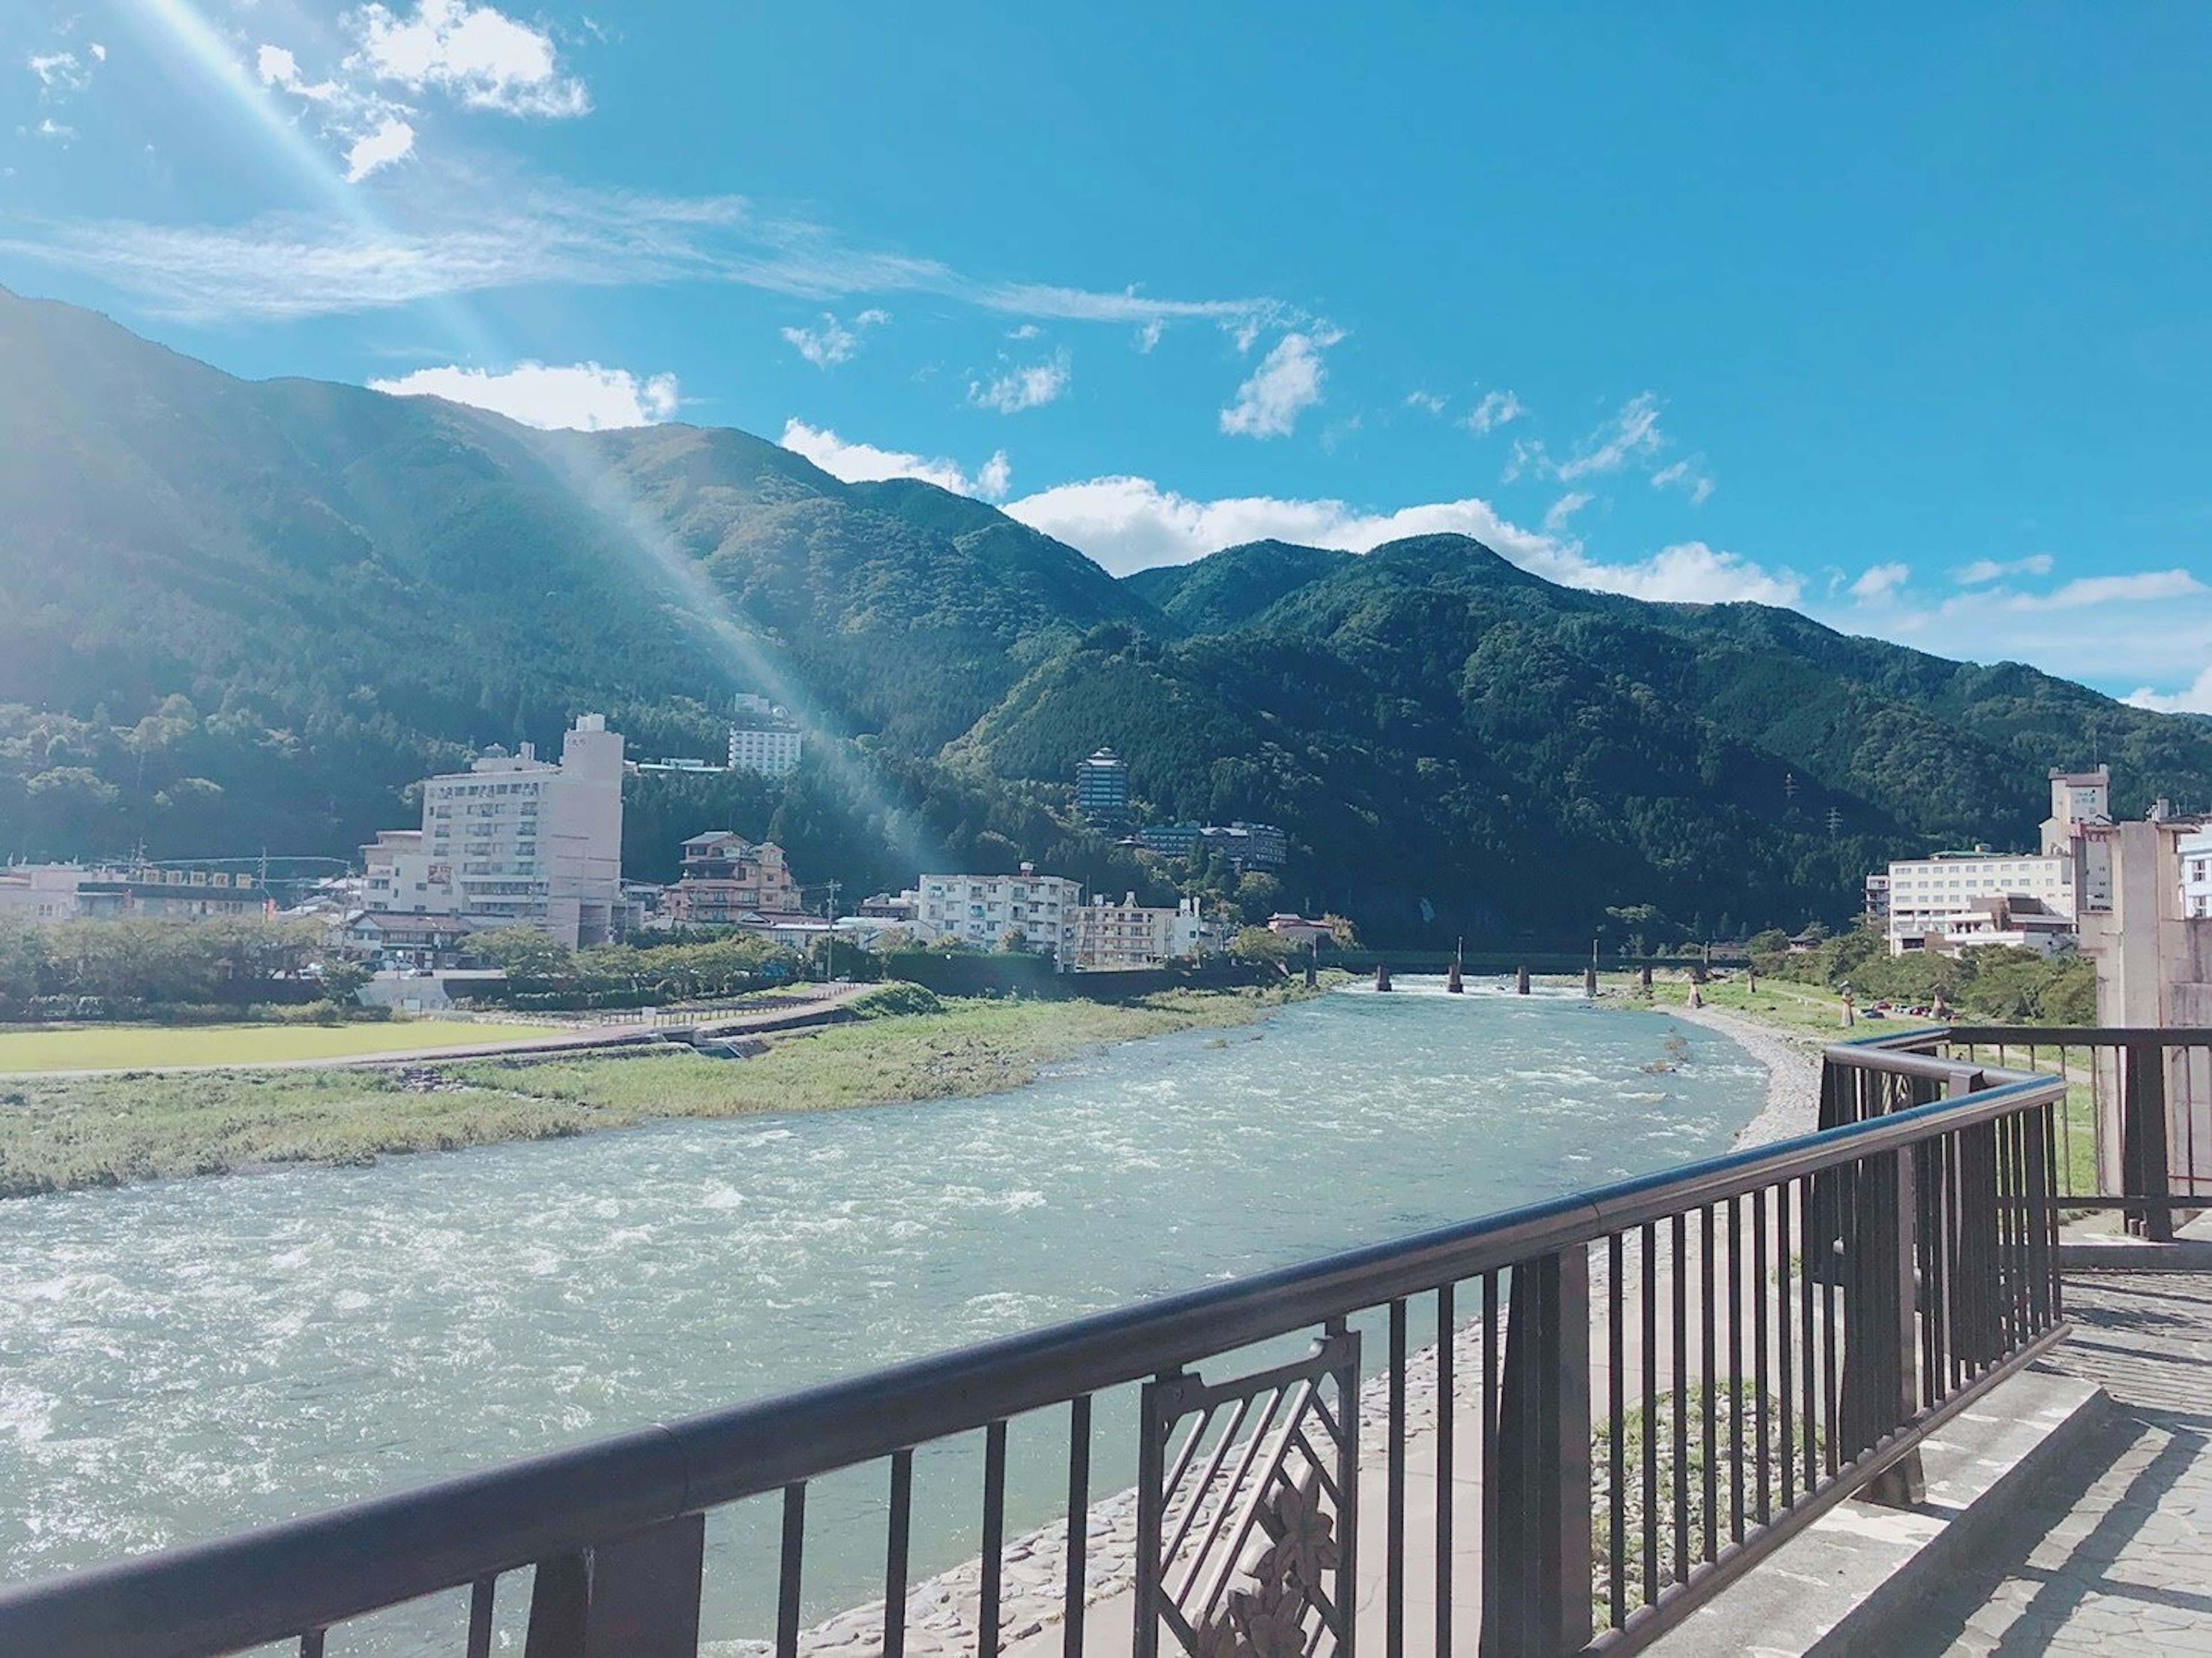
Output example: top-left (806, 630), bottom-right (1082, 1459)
top-left (1863, 872), bottom-right (1891, 927)
top-left (364, 714), bottom-right (627, 950)
top-left (915, 866), bottom-right (1080, 959)
top-left (0, 863), bottom-right (94, 923)
top-left (1077, 748), bottom-right (1130, 829)
top-left (2180, 829), bottom-right (2212, 920)
top-left (0, 862), bottom-right (271, 923)
top-left (1134, 821), bottom-right (1290, 871)
top-left (1070, 895), bottom-right (1220, 968)
top-left (728, 694), bottom-right (804, 777)
top-left (2041, 767), bottom-right (2115, 910)
top-left (1071, 894), bottom-right (1174, 969)
top-left (2070, 804), bottom-right (2212, 1026)
top-left (1884, 848), bottom-right (2076, 955)
top-left (662, 832), bottom-right (802, 927)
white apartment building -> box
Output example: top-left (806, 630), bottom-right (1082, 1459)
top-left (0, 863), bottom-right (93, 923)
top-left (1885, 848), bottom-right (2076, 955)
top-left (365, 714), bottom-right (628, 950)
top-left (728, 695), bottom-right (802, 777)
top-left (2181, 829), bottom-right (2212, 920)
top-left (915, 866), bottom-right (1080, 960)
top-left (1069, 894), bottom-right (1220, 968)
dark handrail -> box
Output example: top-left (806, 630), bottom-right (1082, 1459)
top-left (0, 1064), bottom-right (2066, 1657)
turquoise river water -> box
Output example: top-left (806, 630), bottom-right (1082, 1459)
top-left (0, 981), bottom-right (1767, 1651)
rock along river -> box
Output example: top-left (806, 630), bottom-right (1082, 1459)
top-left (0, 981), bottom-right (1768, 1652)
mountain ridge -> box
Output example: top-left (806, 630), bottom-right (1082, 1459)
top-left (4, 288), bottom-right (2208, 942)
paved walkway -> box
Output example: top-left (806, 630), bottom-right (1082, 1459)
top-left (1887, 1271), bottom-right (2212, 1656)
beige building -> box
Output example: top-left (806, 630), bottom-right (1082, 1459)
top-left (1884, 848), bottom-right (2075, 955)
top-left (663, 832), bottom-right (802, 927)
top-left (364, 714), bottom-right (628, 950)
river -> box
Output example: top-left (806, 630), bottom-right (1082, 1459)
top-left (0, 981), bottom-right (1766, 1650)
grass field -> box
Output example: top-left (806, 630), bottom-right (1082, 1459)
top-left (0, 1018), bottom-right (570, 1073)
top-left (0, 984), bottom-right (1320, 1198)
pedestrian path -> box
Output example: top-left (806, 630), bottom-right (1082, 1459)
top-left (1884, 1271), bottom-right (2212, 1655)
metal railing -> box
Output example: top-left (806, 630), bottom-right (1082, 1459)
top-left (1842, 1025), bottom-right (2212, 1241)
top-left (0, 1045), bottom-right (2069, 1657)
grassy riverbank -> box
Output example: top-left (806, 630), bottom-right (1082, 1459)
top-left (0, 1018), bottom-right (571, 1073)
top-left (0, 982), bottom-right (1324, 1200)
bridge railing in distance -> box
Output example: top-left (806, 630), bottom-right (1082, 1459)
top-left (1841, 1025), bottom-right (2212, 1242)
top-left (0, 1050), bottom-right (2070, 1658)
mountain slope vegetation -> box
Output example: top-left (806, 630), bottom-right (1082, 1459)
top-left (3, 288), bottom-right (2207, 943)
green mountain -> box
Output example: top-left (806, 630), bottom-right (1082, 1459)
top-left (5, 288), bottom-right (2208, 943)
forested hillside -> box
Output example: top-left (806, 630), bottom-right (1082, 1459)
top-left (5, 287), bottom-right (2209, 944)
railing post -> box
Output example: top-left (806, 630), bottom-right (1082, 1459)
top-left (1859, 1138), bottom-right (1926, 1507)
top-left (2122, 1039), bottom-right (2173, 1242)
top-left (522, 1513), bottom-right (706, 1658)
top-left (1480, 1249), bottom-right (1592, 1657)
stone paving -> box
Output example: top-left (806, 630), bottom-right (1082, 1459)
top-left (1886, 1271), bottom-right (2212, 1656)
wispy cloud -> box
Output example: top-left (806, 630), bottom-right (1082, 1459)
top-left (1953, 553), bottom-right (2054, 585)
top-left (1221, 329), bottom-right (1342, 439)
top-left (28, 48), bottom-right (99, 97)
top-left (968, 351), bottom-right (1071, 413)
top-left (1556, 392), bottom-right (1665, 481)
top-left (1, 181), bottom-right (1286, 331)
top-left (1850, 561), bottom-right (1910, 600)
top-left (1461, 389), bottom-right (1524, 435)
top-left (1543, 491), bottom-right (1592, 532)
top-left (1404, 390), bottom-right (1448, 416)
top-left (369, 361), bottom-right (679, 428)
top-left (781, 308), bottom-right (890, 369)
top-left (781, 419), bottom-right (1011, 501)
top-left (1998, 570), bottom-right (2205, 611)
top-left (1651, 457), bottom-right (1714, 505)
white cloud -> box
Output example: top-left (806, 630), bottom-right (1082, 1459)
top-left (781, 308), bottom-right (889, 369)
top-left (999, 473), bottom-right (1802, 604)
top-left (1404, 390), bottom-right (1447, 416)
top-left (1135, 318), bottom-right (1164, 354)
top-left (344, 117), bottom-right (417, 181)
top-left (1849, 561), bottom-right (1910, 600)
top-left (1220, 330), bottom-right (1339, 439)
top-left (27, 50), bottom-right (94, 96)
top-left (2001, 571), bottom-right (2205, 611)
top-left (1006, 323), bottom-right (1041, 340)
top-left (781, 419), bottom-right (1011, 502)
top-left (1556, 392), bottom-right (1665, 481)
top-left (1955, 553), bottom-right (2054, 585)
top-left (968, 352), bottom-right (1071, 413)
top-left (2125, 666), bottom-right (2212, 716)
top-left (350, 0), bottom-right (589, 117)
top-left (1650, 457), bottom-right (1715, 505)
top-left (30, 117), bottom-right (75, 142)
top-left (370, 361), bottom-right (679, 430)
top-left (1462, 389), bottom-right (1524, 435)
top-left (1543, 491), bottom-right (1592, 533)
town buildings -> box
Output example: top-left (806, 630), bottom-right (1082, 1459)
top-left (916, 867), bottom-right (1082, 959)
top-left (1266, 913), bottom-right (1337, 950)
top-left (1076, 748), bottom-right (1130, 829)
top-left (662, 832), bottom-right (802, 927)
top-left (359, 714), bottom-right (629, 950)
top-left (1133, 821), bottom-right (1289, 870)
top-left (0, 862), bottom-right (271, 923)
top-left (727, 695), bottom-right (803, 777)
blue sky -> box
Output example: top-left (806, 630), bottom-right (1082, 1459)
top-left (4, 3), bottom-right (2209, 710)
